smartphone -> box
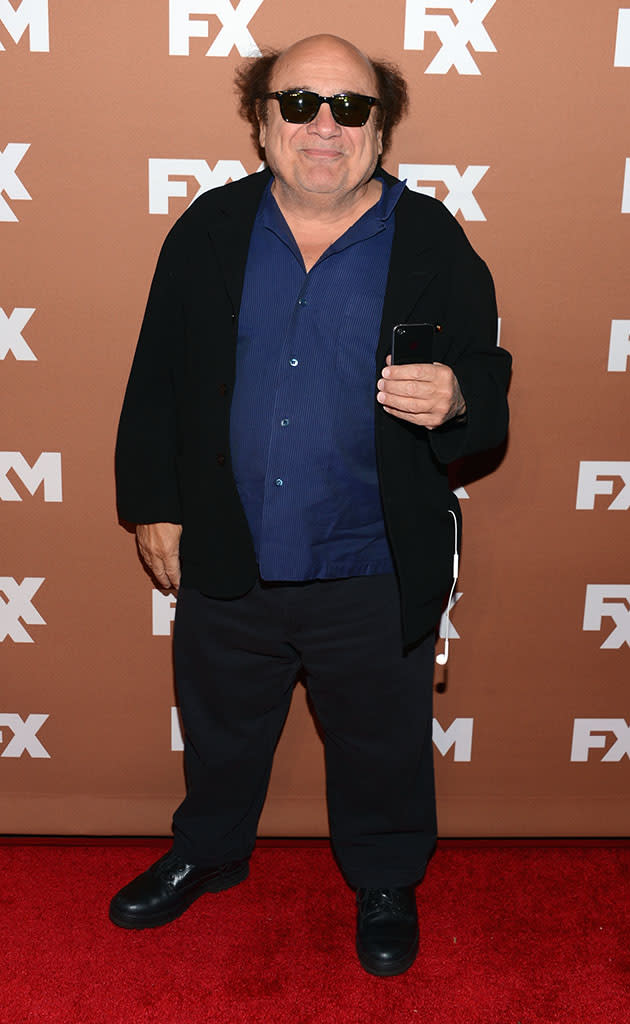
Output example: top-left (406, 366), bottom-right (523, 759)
top-left (391, 323), bottom-right (436, 365)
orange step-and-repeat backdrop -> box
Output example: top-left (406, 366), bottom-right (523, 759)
top-left (2, 1), bottom-right (629, 836)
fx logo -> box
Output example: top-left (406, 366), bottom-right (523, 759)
top-left (433, 717), bottom-right (473, 760)
top-left (614, 8), bottom-right (630, 66)
top-left (576, 462), bottom-right (630, 511)
top-left (0, 452), bottom-right (62, 502)
top-left (148, 158), bottom-right (263, 214)
top-left (570, 719), bottom-right (630, 762)
top-left (583, 585), bottom-right (630, 649)
top-left (0, 713), bottom-right (49, 757)
top-left (169, 0), bottom-right (263, 56)
top-left (400, 164), bottom-right (489, 220)
top-left (439, 591), bottom-right (462, 640)
top-left (0, 307), bottom-right (36, 360)
top-left (608, 320), bottom-right (630, 372)
top-left (153, 590), bottom-right (177, 635)
top-left (0, 0), bottom-right (49, 51)
top-left (623, 158), bottom-right (630, 214)
top-left (0, 577), bottom-right (46, 642)
top-left (0, 143), bottom-right (31, 221)
top-left (403, 0), bottom-right (497, 74)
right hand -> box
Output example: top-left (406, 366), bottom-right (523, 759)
top-left (136, 522), bottom-right (182, 590)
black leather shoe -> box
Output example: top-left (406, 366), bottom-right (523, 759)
top-left (356, 886), bottom-right (419, 976)
top-left (109, 849), bottom-right (249, 929)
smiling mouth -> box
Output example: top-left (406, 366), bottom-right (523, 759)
top-left (300, 148), bottom-right (343, 159)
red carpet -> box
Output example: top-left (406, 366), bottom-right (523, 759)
top-left (2, 843), bottom-right (629, 1023)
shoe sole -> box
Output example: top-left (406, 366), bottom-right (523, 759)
top-left (108, 861), bottom-right (249, 930)
top-left (357, 933), bottom-right (419, 977)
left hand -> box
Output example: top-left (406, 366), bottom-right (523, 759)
top-left (377, 355), bottom-right (466, 429)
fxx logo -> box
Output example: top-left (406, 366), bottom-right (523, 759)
top-left (576, 462), bottom-right (630, 510)
top-left (0, 307), bottom-right (36, 360)
top-left (0, 713), bottom-right (49, 757)
top-left (0, 577), bottom-right (45, 643)
top-left (614, 8), bottom-right (630, 66)
top-left (433, 717), bottom-right (473, 760)
top-left (400, 163), bottom-right (489, 220)
top-left (571, 719), bottom-right (630, 762)
top-left (148, 158), bottom-right (263, 214)
top-left (0, 452), bottom-right (62, 501)
top-left (0, 0), bottom-right (48, 51)
top-left (0, 143), bottom-right (31, 221)
top-left (403, 0), bottom-right (497, 74)
top-left (583, 585), bottom-right (630, 649)
top-left (169, 0), bottom-right (263, 56)
top-left (171, 707), bottom-right (473, 760)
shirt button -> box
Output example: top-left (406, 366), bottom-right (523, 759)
top-left (289, 357), bottom-right (298, 367)
top-left (298, 298), bottom-right (307, 306)
top-left (280, 418), bottom-right (289, 427)
top-left (275, 478), bottom-right (284, 487)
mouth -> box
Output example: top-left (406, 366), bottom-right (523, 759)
top-left (300, 148), bottom-right (344, 160)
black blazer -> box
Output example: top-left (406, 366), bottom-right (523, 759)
top-left (116, 169), bottom-right (511, 646)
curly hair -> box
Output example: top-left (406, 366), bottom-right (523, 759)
top-left (234, 50), bottom-right (408, 162)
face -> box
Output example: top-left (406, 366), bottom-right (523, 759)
top-left (259, 35), bottom-right (383, 204)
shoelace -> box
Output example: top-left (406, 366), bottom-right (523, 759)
top-left (151, 850), bottom-right (194, 886)
top-left (357, 888), bottom-right (411, 921)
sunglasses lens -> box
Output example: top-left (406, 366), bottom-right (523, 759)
top-left (330, 95), bottom-right (372, 127)
top-left (279, 92), bottom-right (320, 123)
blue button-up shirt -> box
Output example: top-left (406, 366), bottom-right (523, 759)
top-left (229, 175), bottom-right (405, 581)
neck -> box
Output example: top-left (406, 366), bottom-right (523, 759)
top-left (271, 176), bottom-right (382, 227)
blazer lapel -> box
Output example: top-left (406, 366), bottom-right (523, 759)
top-left (376, 185), bottom-right (440, 364)
top-left (205, 168), bottom-right (272, 313)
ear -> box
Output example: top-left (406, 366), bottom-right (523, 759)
top-left (256, 99), bottom-right (266, 149)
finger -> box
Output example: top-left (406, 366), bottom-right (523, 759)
top-left (151, 559), bottom-right (173, 589)
top-left (163, 555), bottom-right (181, 591)
top-left (377, 378), bottom-right (437, 400)
top-left (381, 362), bottom-right (436, 380)
top-left (381, 404), bottom-right (437, 429)
top-left (378, 391), bottom-right (437, 415)
top-left (137, 544), bottom-right (175, 590)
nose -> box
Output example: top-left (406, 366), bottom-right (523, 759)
top-left (306, 99), bottom-right (341, 137)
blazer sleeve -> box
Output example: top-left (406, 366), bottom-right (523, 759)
top-left (115, 230), bottom-right (184, 525)
top-left (428, 221), bottom-right (511, 464)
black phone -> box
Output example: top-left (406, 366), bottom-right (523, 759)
top-left (391, 323), bottom-right (435, 365)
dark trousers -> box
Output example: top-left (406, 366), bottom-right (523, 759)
top-left (171, 574), bottom-right (437, 888)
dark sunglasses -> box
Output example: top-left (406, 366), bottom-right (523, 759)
top-left (264, 90), bottom-right (381, 127)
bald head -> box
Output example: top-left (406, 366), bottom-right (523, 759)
top-left (273, 34), bottom-right (378, 93)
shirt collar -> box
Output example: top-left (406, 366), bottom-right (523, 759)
top-left (261, 173), bottom-right (405, 229)
top-left (259, 173), bottom-right (406, 260)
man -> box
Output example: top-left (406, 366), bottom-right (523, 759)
top-left (111, 34), bottom-right (511, 977)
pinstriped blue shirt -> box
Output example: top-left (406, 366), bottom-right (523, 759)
top-left (229, 175), bottom-right (405, 581)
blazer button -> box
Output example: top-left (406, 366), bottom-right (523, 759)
top-left (218, 383), bottom-right (228, 396)
top-left (216, 453), bottom-right (226, 466)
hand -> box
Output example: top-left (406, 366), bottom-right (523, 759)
top-left (136, 522), bottom-right (182, 590)
top-left (377, 355), bottom-right (466, 429)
